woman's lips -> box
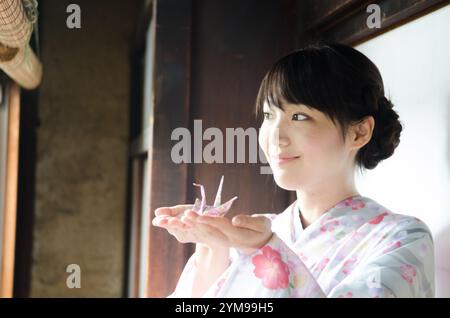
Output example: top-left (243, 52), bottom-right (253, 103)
top-left (271, 155), bottom-right (300, 165)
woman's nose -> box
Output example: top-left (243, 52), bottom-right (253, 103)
top-left (276, 133), bottom-right (290, 147)
top-left (269, 125), bottom-right (290, 147)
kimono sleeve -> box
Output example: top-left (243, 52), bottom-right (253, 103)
top-left (328, 218), bottom-right (435, 298)
top-left (168, 234), bottom-right (325, 298)
top-left (167, 254), bottom-right (197, 298)
top-left (205, 233), bottom-right (326, 298)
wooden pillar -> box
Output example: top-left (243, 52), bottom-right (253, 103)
top-left (146, 0), bottom-right (193, 297)
top-left (0, 82), bottom-right (20, 298)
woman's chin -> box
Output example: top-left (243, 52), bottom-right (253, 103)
top-left (272, 172), bottom-right (302, 191)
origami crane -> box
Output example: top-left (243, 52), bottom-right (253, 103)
top-left (191, 175), bottom-right (238, 217)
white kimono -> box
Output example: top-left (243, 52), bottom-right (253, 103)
top-left (170, 195), bottom-right (435, 298)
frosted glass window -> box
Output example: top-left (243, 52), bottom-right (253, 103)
top-left (355, 5), bottom-right (450, 297)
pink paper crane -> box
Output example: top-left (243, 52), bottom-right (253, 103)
top-left (192, 175), bottom-right (238, 217)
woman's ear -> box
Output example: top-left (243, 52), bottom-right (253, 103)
top-left (349, 116), bottom-right (375, 150)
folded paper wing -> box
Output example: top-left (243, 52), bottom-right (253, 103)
top-left (192, 175), bottom-right (238, 217)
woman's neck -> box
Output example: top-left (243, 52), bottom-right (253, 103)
top-left (296, 184), bottom-right (359, 229)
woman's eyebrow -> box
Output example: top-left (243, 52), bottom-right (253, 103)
top-left (284, 103), bottom-right (310, 112)
top-left (264, 102), bottom-right (313, 113)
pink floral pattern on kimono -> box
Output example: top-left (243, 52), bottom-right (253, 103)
top-left (339, 197), bottom-right (366, 210)
top-left (400, 264), bottom-right (417, 284)
top-left (369, 212), bottom-right (389, 224)
top-left (251, 246), bottom-right (290, 289)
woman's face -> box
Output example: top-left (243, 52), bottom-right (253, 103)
top-left (259, 101), bottom-right (355, 192)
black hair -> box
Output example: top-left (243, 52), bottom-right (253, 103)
top-left (255, 43), bottom-right (403, 171)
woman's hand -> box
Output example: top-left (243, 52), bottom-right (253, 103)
top-left (194, 213), bottom-right (274, 254)
top-left (152, 205), bottom-right (232, 298)
top-left (152, 205), bottom-right (231, 249)
top-left (152, 205), bottom-right (273, 253)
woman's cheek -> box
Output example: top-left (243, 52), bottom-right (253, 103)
top-left (307, 130), bottom-right (343, 170)
top-left (258, 124), bottom-right (271, 162)
top-left (258, 126), bottom-right (268, 156)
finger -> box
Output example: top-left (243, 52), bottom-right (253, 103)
top-left (180, 215), bottom-right (195, 228)
top-left (196, 215), bottom-right (230, 227)
top-left (232, 215), bottom-right (271, 233)
top-left (184, 209), bottom-right (200, 220)
top-left (178, 209), bottom-right (201, 228)
top-left (180, 213), bottom-right (220, 235)
top-left (153, 214), bottom-right (184, 227)
top-left (154, 204), bottom-right (193, 217)
top-left (168, 216), bottom-right (190, 230)
top-left (152, 215), bottom-right (170, 227)
top-left (154, 216), bottom-right (183, 228)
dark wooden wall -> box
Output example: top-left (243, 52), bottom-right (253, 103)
top-left (147, 0), bottom-right (296, 297)
top-left (189, 0), bottom-right (296, 227)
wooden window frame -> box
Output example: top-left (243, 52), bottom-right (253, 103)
top-left (297, 0), bottom-right (449, 46)
top-left (126, 0), bottom-right (156, 298)
top-left (0, 79), bottom-right (20, 298)
top-left (126, 0), bottom-right (193, 298)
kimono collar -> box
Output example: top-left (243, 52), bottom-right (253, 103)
top-left (291, 194), bottom-right (369, 242)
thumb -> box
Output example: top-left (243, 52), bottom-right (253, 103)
top-left (232, 215), bottom-right (271, 233)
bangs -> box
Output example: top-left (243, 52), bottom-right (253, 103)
top-left (255, 56), bottom-right (305, 114)
top-left (255, 45), bottom-right (356, 129)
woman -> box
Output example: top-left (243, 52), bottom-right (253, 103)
top-left (152, 43), bottom-right (435, 298)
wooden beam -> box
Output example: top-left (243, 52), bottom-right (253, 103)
top-left (303, 0), bottom-right (371, 32)
top-left (297, 0), bottom-right (449, 46)
top-left (146, 0), bottom-right (193, 297)
top-left (0, 82), bottom-right (20, 298)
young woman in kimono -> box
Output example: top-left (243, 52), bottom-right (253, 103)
top-left (152, 43), bottom-right (435, 298)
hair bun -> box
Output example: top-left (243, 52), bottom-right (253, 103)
top-left (358, 96), bottom-right (403, 169)
top-left (377, 96), bottom-right (393, 112)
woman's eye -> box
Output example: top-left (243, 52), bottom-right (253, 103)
top-left (292, 113), bottom-right (308, 121)
top-left (263, 112), bottom-right (273, 120)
